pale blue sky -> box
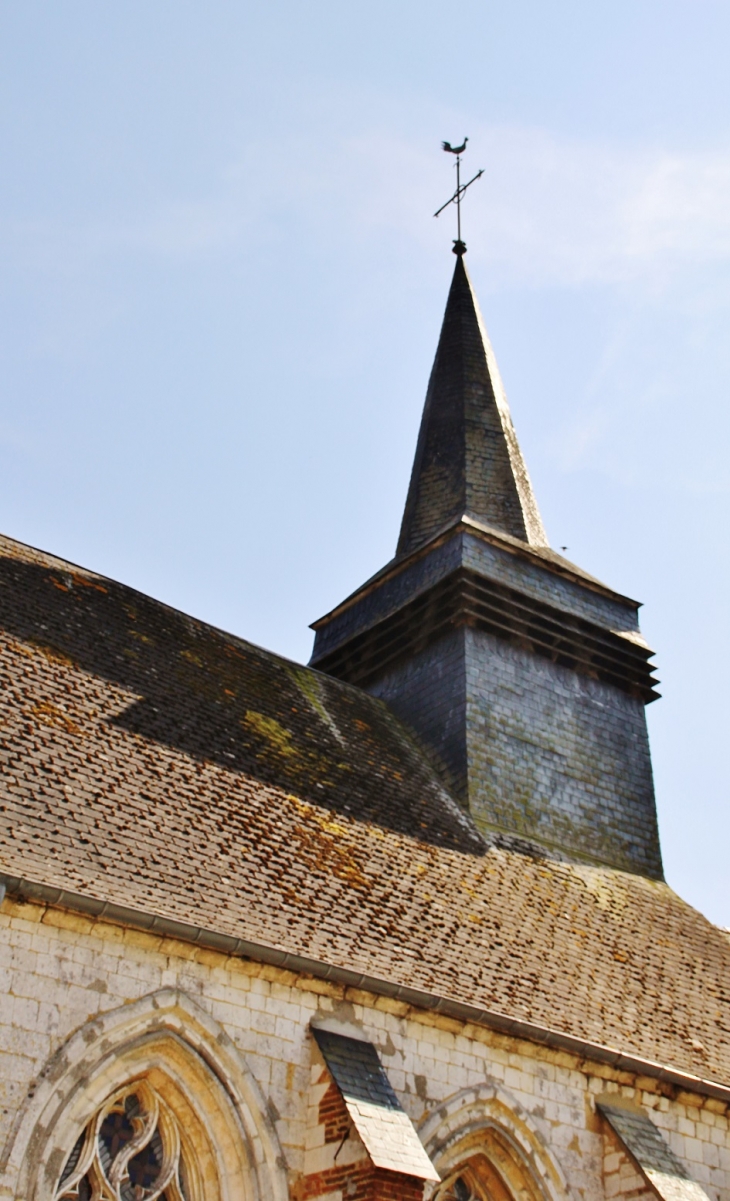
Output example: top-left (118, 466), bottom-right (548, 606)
top-left (1, 2), bottom-right (729, 923)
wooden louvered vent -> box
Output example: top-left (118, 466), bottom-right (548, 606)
top-left (313, 568), bottom-right (659, 703)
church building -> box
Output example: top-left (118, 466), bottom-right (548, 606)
top-left (0, 238), bottom-right (728, 1201)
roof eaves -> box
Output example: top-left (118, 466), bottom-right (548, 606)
top-left (2, 873), bottom-right (728, 1104)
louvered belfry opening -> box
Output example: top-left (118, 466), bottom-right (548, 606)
top-left (311, 253), bottom-right (663, 880)
top-left (314, 566), bottom-right (659, 704)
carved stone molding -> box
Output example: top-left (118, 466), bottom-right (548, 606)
top-left (3, 989), bottom-right (288, 1201)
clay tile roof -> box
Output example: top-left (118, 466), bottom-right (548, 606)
top-left (1, 532), bottom-right (729, 1086)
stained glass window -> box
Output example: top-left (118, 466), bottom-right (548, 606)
top-left (55, 1080), bottom-right (192, 1201)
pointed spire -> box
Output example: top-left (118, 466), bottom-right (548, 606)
top-left (397, 255), bottom-right (548, 558)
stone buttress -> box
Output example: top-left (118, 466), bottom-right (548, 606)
top-left (310, 250), bottom-right (663, 879)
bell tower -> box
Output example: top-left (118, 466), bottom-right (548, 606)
top-left (310, 248), bottom-right (662, 879)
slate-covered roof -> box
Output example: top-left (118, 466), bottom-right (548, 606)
top-left (1, 532), bottom-right (729, 1086)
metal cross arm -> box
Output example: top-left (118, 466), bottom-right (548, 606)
top-left (433, 138), bottom-right (484, 254)
top-left (433, 168), bottom-right (484, 219)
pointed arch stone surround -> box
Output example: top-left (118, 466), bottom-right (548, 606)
top-left (418, 1081), bottom-right (570, 1201)
top-left (2, 989), bottom-right (289, 1201)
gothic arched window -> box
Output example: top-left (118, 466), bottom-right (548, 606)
top-left (433, 1148), bottom-right (532, 1201)
top-left (55, 1079), bottom-right (198, 1201)
top-left (437, 1176), bottom-right (481, 1201)
top-left (421, 1086), bottom-right (568, 1201)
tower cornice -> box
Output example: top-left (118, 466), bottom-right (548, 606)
top-left (311, 514), bottom-right (641, 635)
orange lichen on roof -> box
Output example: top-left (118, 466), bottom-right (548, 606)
top-left (27, 701), bottom-right (82, 737)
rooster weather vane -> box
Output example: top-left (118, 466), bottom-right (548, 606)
top-left (434, 137), bottom-right (484, 255)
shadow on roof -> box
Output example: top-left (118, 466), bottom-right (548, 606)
top-left (0, 548), bottom-right (484, 854)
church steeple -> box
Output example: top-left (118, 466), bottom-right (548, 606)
top-left (398, 253), bottom-right (547, 558)
top-left (311, 248), bottom-right (662, 881)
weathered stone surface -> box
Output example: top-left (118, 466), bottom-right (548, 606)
top-left (1, 902), bottom-right (728, 1201)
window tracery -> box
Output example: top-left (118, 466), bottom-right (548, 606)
top-left (55, 1080), bottom-right (194, 1201)
top-left (436, 1172), bottom-right (484, 1201)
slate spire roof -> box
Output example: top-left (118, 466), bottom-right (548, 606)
top-left (397, 253), bottom-right (548, 558)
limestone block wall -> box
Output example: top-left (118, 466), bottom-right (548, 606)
top-left (1, 899), bottom-right (727, 1201)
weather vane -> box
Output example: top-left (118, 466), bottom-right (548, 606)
top-left (434, 137), bottom-right (484, 255)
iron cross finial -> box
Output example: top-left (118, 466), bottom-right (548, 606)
top-left (434, 137), bottom-right (484, 255)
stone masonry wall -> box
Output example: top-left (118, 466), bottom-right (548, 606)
top-left (1, 899), bottom-right (728, 1201)
top-left (465, 628), bottom-right (661, 875)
